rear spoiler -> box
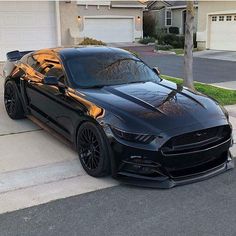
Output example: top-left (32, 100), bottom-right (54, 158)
top-left (6, 50), bottom-right (33, 62)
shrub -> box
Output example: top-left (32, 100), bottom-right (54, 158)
top-left (155, 28), bottom-right (166, 45)
top-left (139, 36), bottom-right (156, 45)
top-left (155, 44), bottom-right (173, 51)
top-left (79, 37), bottom-right (106, 46)
top-left (161, 34), bottom-right (185, 48)
top-left (156, 33), bottom-right (197, 49)
top-left (169, 27), bottom-right (179, 34)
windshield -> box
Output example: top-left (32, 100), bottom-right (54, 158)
top-left (66, 53), bottom-right (161, 88)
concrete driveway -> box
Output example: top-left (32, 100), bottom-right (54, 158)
top-left (0, 77), bottom-right (118, 214)
top-left (194, 50), bottom-right (236, 62)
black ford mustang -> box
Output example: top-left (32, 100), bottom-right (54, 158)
top-left (2, 47), bottom-right (234, 188)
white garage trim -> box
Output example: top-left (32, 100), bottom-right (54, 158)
top-left (0, 1), bottom-right (58, 61)
top-left (206, 10), bottom-right (236, 50)
top-left (55, 1), bottom-right (62, 46)
top-left (81, 15), bottom-right (135, 43)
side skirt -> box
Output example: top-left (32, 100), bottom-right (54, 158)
top-left (27, 115), bottom-right (75, 150)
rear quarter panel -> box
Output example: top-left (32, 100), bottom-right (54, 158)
top-left (3, 61), bottom-right (16, 82)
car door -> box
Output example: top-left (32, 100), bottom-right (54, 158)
top-left (24, 52), bottom-right (83, 141)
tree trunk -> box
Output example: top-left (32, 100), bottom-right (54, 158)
top-left (183, 1), bottom-right (195, 90)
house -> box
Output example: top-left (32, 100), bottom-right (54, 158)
top-left (144, 1), bottom-right (198, 35)
top-left (0, 1), bottom-right (146, 61)
top-left (197, 1), bottom-right (236, 51)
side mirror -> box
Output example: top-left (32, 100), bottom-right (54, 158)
top-left (153, 67), bottom-right (161, 76)
top-left (13, 68), bottom-right (26, 78)
top-left (43, 76), bottom-right (58, 86)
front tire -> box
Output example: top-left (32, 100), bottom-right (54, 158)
top-left (4, 80), bottom-right (25, 119)
top-left (77, 122), bottom-right (111, 177)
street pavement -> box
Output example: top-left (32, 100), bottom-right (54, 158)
top-left (142, 54), bottom-right (236, 84)
top-left (1, 169), bottom-right (236, 236)
top-left (123, 46), bottom-right (236, 86)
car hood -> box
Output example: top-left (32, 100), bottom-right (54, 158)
top-left (76, 80), bottom-right (228, 135)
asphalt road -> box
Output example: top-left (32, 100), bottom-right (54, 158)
top-left (1, 168), bottom-right (236, 236)
top-left (127, 46), bottom-right (236, 84)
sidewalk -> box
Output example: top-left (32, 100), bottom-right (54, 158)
top-left (194, 50), bottom-right (236, 62)
top-left (211, 81), bottom-right (236, 90)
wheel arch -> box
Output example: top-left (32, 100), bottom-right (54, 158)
top-left (4, 76), bottom-right (28, 115)
top-left (74, 117), bottom-right (102, 149)
top-left (74, 117), bottom-right (116, 176)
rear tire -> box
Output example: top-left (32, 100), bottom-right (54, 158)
top-left (77, 122), bottom-right (111, 177)
top-left (4, 80), bottom-right (25, 119)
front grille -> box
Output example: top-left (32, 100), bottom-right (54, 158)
top-left (168, 152), bottom-right (228, 178)
top-left (162, 125), bottom-right (231, 155)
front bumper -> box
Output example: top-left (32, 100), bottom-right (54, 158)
top-left (111, 136), bottom-right (234, 189)
top-left (116, 154), bottom-right (234, 188)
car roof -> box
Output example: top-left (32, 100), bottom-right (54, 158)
top-left (59, 47), bottom-right (132, 60)
top-left (33, 46), bottom-right (132, 60)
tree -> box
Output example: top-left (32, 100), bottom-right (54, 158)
top-left (183, 1), bottom-right (195, 90)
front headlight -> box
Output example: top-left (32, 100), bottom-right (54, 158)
top-left (110, 126), bottom-right (155, 144)
top-left (220, 105), bottom-right (229, 120)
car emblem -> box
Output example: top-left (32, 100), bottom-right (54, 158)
top-left (196, 132), bottom-right (207, 137)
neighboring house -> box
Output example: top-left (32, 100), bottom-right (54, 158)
top-left (197, 1), bottom-right (236, 51)
top-left (145, 1), bottom-right (198, 35)
top-left (0, 1), bottom-right (146, 61)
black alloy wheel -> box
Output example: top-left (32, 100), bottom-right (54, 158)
top-left (77, 122), bottom-right (111, 177)
top-left (4, 80), bottom-right (25, 119)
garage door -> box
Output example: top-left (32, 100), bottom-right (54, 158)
top-left (209, 15), bottom-right (236, 51)
top-left (83, 18), bottom-right (134, 43)
top-left (0, 1), bottom-right (57, 61)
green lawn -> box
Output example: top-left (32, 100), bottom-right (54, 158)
top-left (170, 49), bottom-right (185, 55)
top-left (162, 75), bottom-right (236, 106)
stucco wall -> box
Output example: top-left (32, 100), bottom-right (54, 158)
top-left (171, 8), bottom-right (198, 34)
top-left (197, 1), bottom-right (236, 50)
top-left (59, 1), bottom-right (143, 45)
top-left (0, 63), bottom-right (3, 75)
top-left (146, 6), bottom-right (198, 35)
top-left (59, 1), bottom-right (78, 46)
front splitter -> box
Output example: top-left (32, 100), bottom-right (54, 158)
top-left (116, 154), bottom-right (234, 189)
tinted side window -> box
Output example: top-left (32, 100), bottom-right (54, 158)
top-left (27, 54), bottom-right (38, 69)
top-left (45, 66), bottom-right (66, 84)
top-left (27, 53), bottom-right (67, 85)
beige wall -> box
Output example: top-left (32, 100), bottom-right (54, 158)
top-left (0, 63), bottom-right (3, 75)
top-left (59, 1), bottom-right (143, 45)
top-left (171, 8), bottom-right (198, 34)
top-left (197, 1), bottom-right (236, 50)
top-left (59, 1), bottom-right (78, 46)
top-left (146, 5), bottom-right (198, 35)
